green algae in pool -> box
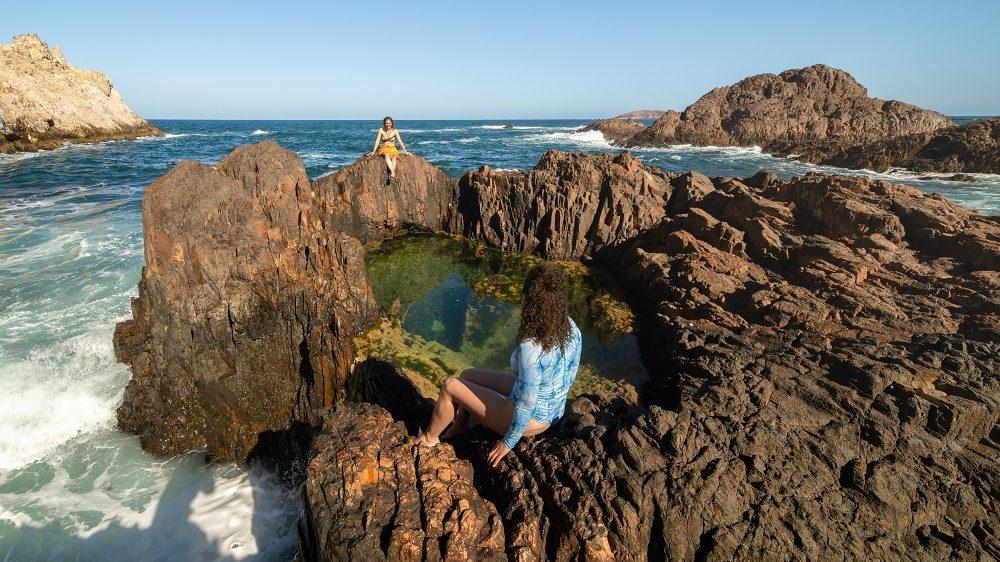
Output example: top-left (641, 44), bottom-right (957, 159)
top-left (360, 234), bottom-right (648, 400)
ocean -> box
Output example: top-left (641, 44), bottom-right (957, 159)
top-left (0, 119), bottom-right (997, 560)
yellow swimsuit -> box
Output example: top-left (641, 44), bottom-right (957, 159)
top-left (378, 132), bottom-right (399, 157)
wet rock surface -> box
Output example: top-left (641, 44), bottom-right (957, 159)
top-left (580, 118), bottom-right (647, 144)
top-left (117, 143), bottom-right (999, 559)
top-left (0, 34), bottom-right (161, 154)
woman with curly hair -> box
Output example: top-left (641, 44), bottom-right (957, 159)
top-left (416, 262), bottom-right (583, 467)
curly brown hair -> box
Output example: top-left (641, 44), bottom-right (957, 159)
top-left (516, 262), bottom-right (572, 352)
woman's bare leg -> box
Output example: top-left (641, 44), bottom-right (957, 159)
top-left (423, 377), bottom-right (548, 445)
top-left (383, 154), bottom-right (393, 176)
top-left (387, 156), bottom-right (397, 178)
top-left (443, 369), bottom-right (515, 438)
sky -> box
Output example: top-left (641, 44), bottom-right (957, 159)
top-left (3, 0), bottom-right (999, 119)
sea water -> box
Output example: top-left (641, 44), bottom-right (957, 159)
top-left (1, 119), bottom-right (997, 560)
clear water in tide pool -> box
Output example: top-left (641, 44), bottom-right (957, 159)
top-left (362, 234), bottom-right (648, 394)
top-left (1, 119), bottom-right (997, 560)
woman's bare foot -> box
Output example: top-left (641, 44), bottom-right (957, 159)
top-left (414, 430), bottom-right (440, 449)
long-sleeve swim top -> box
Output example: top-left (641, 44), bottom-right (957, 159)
top-left (502, 318), bottom-right (582, 449)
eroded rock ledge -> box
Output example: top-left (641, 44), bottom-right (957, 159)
top-left (0, 34), bottom-right (160, 154)
top-left (115, 141), bottom-right (999, 560)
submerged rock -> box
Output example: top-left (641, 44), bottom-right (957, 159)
top-left (0, 34), bottom-right (161, 154)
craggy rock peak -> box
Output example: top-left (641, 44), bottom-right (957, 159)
top-left (312, 153), bottom-right (456, 243)
top-left (0, 34), bottom-right (161, 154)
top-left (815, 117), bottom-right (1000, 174)
top-left (114, 141), bottom-right (381, 461)
top-left (580, 118), bottom-right (647, 144)
top-left (626, 65), bottom-right (953, 150)
top-left (299, 403), bottom-right (506, 561)
top-left (450, 150), bottom-right (674, 259)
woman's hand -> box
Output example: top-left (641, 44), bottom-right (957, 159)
top-left (487, 441), bottom-right (511, 467)
top-left (368, 151), bottom-right (375, 156)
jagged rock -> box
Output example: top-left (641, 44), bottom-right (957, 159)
top-left (298, 402), bottom-right (506, 561)
top-left (0, 34), bottom-right (161, 153)
top-left (313, 153), bottom-right (457, 242)
top-left (114, 141), bottom-right (380, 461)
top-left (623, 64), bottom-right (952, 158)
top-left (814, 117), bottom-right (1000, 174)
top-left (117, 144), bottom-right (1000, 559)
top-left (449, 150), bottom-right (674, 259)
top-left (581, 118), bottom-right (647, 143)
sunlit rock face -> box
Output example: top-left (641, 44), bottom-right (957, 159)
top-left (117, 142), bottom-right (1000, 559)
top-left (0, 34), bottom-right (162, 153)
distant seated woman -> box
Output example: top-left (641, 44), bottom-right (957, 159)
top-left (369, 116), bottom-right (408, 181)
top-left (417, 263), bottom-right (583, 467)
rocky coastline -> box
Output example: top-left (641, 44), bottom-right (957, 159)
top-left (115, 141), bottom-right (999, 560)
top-left (0, 34), bottom-right (160, 154)
top-left (584, 64), bottom-right (999, 175)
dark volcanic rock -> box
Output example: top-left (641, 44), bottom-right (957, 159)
top-left (614, 109), bottom-right (666, 120)
top-left (581, 118), bottom-right (647, 143)
top-left (114, 141), bottom-right (380, 461)
top-left (312, 153), bottom-right (457, 242)
top-left (298, 402), bottom-right (506, 561)
top-left (118, 143), bottom-right (1000, 559)
top-left (815, 117), bottom-right (1000, 174)
top-left (625, 65), bottom-right (952, 153)
top-left (449, 150), bottom-right (674, 259)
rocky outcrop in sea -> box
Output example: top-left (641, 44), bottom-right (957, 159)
top-left (115, 141), bottom-right (999, 560)
top-left (0, 34), bottom-right (160, 154)
top-left (584, 65), bottom-right (1000, 175)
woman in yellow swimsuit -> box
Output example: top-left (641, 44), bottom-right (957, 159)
top-left (369, 116), bottom-right (408, 180)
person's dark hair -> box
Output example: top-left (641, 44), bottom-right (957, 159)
top-left (383, 116), bottom-right (393, 130)
top-left (516, 263), bottom-right (572, 352)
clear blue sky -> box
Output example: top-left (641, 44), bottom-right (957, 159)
top-left (3, 0), bottom-right (998, 119)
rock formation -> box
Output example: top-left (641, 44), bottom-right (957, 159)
top-left (0, 34), bottom-right (161, 154)
top-left (114, 141), bottom-right (381, 461)
top-left (814, 117), bottom-right (1000, 174)
top-left (580, 118), bottom-right (647, 144)
top-left (450, 151), bottom-right (673, 259)
top-left (625, 65), bottom-right (952, 151)
top-left (312, 153), bottom-right (456, 243)
top-left (299, 402), bottom-right (506, 561)
top-left (117, 143), bottom-right (999, 559)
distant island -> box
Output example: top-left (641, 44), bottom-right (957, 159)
top-left (613, 109), bottom-right (666, 120)
top-left (0, 34), bottom-right (160, 154)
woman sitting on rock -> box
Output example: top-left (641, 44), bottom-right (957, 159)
top-left (369, 116), bottom-right (408, 181)
top-left (417, 263), bottom-right (583, 467)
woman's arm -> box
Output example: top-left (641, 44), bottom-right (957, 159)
top-left (370, 129), bottom-right (382, 155)
top-left (502, 342), bottom-right (543, 450)
top-left (395, 129), bottom-right (408, 153)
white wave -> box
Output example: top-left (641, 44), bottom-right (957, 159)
top-left (162, 133), bottom-right (188, 139)
top-left (457, 137), bottom-right (480, 143)
top-left (417, 140), bottom-right (450, 145)
top-left (476, 125), bottom-right (508, 130)
top-left (250, 129), bottom-right (270, 136)
top-left (520, 129), bottom-right (613, 148)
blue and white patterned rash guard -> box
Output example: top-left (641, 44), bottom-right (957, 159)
top-left (502, 318), bottom-right (583, 449)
